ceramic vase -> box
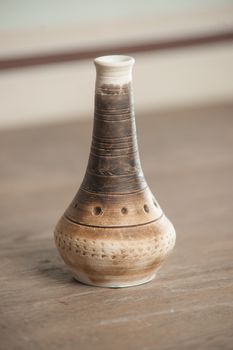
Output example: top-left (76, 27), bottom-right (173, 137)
top-left (54, 55), bottom-right (176, 287)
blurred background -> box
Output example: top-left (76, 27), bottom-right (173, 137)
top-left (0, 0), bottom-right (233, 128)
top-left (1, 2), bottom-right (233, 349)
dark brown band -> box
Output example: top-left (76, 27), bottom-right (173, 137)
top-left (0, 30), bottom-right (233, 71)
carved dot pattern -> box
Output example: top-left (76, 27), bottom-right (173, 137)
top-left (121, 207), bottom-right (128, 214)
top-left (93, 206), bottom-right (102, 215)
top-left (144, 204), bottom-right (149, 213)
top-left (55, 227), bottom-right (175, 261)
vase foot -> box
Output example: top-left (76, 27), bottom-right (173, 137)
top-left (72, 272), bottom-right (157, 288)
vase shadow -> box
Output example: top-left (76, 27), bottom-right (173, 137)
top-left (29, 240), bottom-right (85, 286)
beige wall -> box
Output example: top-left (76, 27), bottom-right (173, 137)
top-left (0, 2), bottom-right (233, 129)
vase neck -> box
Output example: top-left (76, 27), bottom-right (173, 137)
top-left (93, 56), bottom-right (136, 142)
top-left (80, 55), bottom-right (146, 194)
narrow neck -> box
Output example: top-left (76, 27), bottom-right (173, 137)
top-left (93, 55), bottom-right (135, 147)
top-left (80, 55), bottom-right (146, 194)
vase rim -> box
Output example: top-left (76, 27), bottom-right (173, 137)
top-left (94, 55), bottom-right (135, 68)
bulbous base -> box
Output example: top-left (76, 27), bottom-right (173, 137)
top-left (54, 214), bottom-right (176, 288)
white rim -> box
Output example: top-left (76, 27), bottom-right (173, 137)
top-left (94, 55), bottom-right (135, 67)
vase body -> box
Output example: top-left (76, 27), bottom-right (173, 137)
top-left (54, 55), bottom-right (176, 287)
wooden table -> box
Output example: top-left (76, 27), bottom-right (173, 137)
top-left (1, 103), bottom-right (233, 350)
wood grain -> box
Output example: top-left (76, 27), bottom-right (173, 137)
top-left (0, 102), bottom-right (233, 349)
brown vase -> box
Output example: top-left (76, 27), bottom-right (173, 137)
top-left (54, 55), bottom-right (176, 288)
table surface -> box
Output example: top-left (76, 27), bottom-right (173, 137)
top-left (0, 103), bottom-right (233, 350)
